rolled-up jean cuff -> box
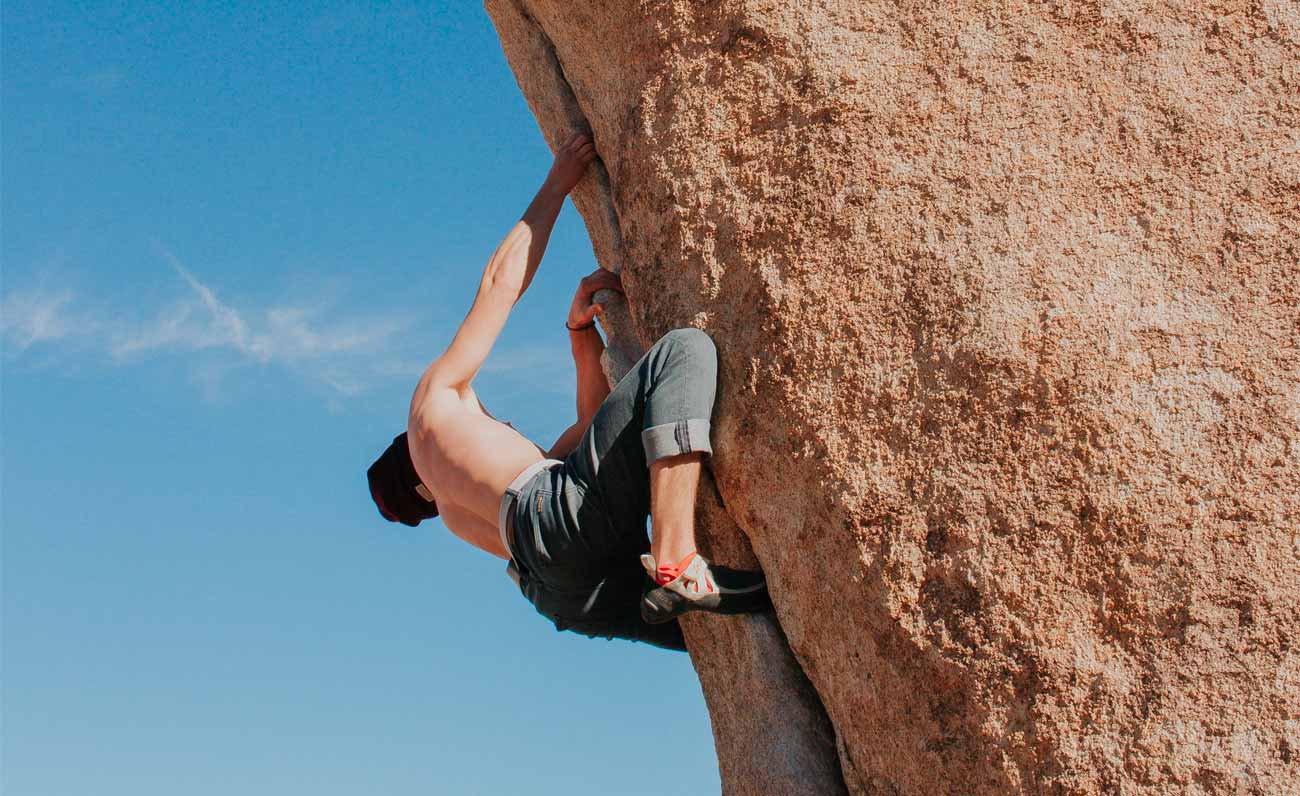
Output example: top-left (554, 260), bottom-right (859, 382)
top-left (641, 419), bottom-right (713, 466)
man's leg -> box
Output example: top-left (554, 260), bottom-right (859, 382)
top-left (649, 452), bottom-right (703, 566)
top-left (628, 329), bottom-right (769, 623)
top-left (565, 327), bottom-right (769, 624)
top-left (565, 326), bottom-right (720, 562)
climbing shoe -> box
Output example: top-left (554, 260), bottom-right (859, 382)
top-left (639, 552), bottom-right (771, 624)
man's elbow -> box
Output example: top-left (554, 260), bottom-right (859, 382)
top-left (546, 437), bottom-right (576, 460)
top-left (546, 421), bottom-right (586, 460)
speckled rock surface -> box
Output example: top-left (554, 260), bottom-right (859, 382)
top-left (486, 2), bottom-right (1300, 793)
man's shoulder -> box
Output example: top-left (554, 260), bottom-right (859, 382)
top-left (409, 373), bottom-right (472, 426)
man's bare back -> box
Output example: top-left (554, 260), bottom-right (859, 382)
top-left (407, 385), bottom-right (546, 559)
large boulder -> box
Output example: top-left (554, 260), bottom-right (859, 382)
top-left (485, 2), bottom-right (1300, 793)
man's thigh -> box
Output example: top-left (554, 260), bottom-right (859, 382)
top-left (518, 563), bottom-right (686, 651)
top-left (564, 361), bottom-right (653, 554)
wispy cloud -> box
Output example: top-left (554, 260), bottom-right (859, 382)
top-left (3, 249), bottom-right (576, 402)
top-left (3, 250), bottom-right (415, 398)
top-left (1, 289), bottom-right (78, 351)
top-left (102, 249), bottom-right (412, 374)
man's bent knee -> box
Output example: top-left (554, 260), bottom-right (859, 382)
top-left (658, 327), bottom-right (716, 362)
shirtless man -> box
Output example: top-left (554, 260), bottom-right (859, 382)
top-left (366, 133), bottom-right (768, 650)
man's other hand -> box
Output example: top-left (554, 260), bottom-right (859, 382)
top-left (568, 267), bottom-right (623, 328)
top-left (545, 133), bottom-right (597, 195)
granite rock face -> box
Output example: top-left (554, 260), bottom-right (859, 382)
top-left (485, 2), bottom-right (1300, 793)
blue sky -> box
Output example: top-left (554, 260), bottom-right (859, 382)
top-left (2, 3), bottom-right (719, 794)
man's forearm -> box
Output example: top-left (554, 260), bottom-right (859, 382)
top-left (571, 327), bottom-right (609, 421)
top-left (480, 181), bottom-right (566, 300)
top-left (479, 134), bottom-right (593, 304)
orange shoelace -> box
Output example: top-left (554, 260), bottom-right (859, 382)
top-left (655, 552), bottom-right (699, 586)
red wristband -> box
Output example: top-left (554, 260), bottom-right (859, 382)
top-left (566, 319), bottom-right (596, 332)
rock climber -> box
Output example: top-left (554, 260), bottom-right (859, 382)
top-left (365, 133), bottom-right (770, 651)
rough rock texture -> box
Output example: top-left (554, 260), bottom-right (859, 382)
top-left (485, 2), bottom-right (1300, 794)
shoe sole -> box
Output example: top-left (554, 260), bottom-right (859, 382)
top-left (641, 584), bottom-right (771, 625)
top-left (641, 590), bottom-right (691, 624)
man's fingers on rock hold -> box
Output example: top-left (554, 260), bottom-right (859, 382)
top-left (583, 269), bottom-right (621, 293)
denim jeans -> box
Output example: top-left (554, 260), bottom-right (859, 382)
top-left (504, 328), bottom-right (719, 651)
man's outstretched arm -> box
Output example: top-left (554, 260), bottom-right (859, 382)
top-left (417, 133), bottom-right (596, 395)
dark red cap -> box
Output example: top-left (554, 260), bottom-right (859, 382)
top-left (366, 432), bottom-right (439, 526)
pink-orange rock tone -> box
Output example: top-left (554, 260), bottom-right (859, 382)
top-left (485, 2), bottom-right (1300, 794)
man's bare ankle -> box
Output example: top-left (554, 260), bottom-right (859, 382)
top-left (650, 544), bottom-right (696, 566)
